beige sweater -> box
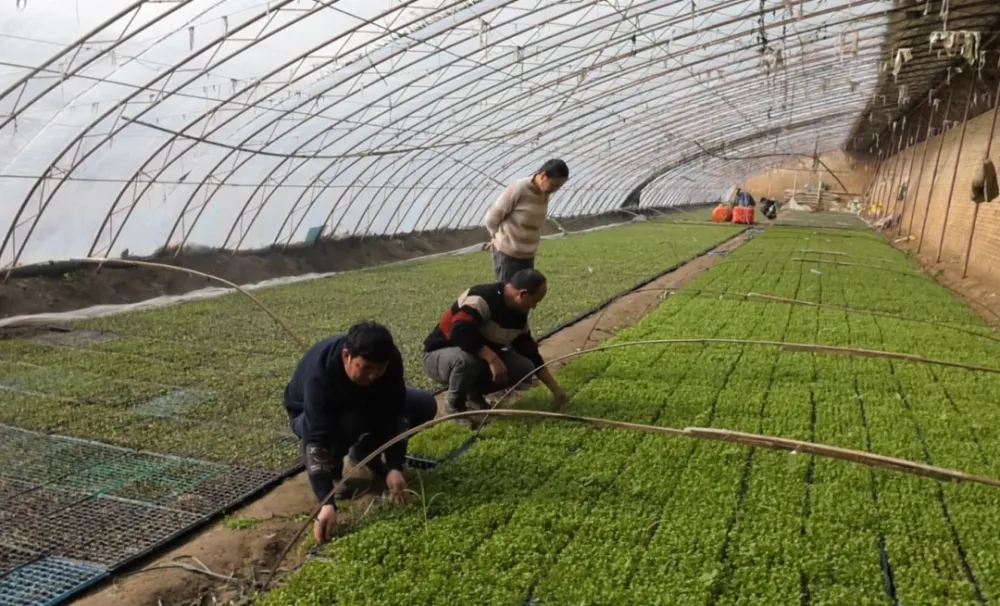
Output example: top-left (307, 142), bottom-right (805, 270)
top-left (484, 177), bottom-right (549, 259)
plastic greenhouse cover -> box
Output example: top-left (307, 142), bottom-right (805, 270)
top-left (1, 0), bottom-right (889, 268)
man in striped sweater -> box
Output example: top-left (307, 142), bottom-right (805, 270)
top-left (423, 268), bottom-right (566, 424)
top-left (485, 159), bottom-right (570, 282)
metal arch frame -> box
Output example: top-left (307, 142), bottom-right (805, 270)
top-left (219, 0), bottom-right (718, 250)
top-left (553, 124), bottom-right (839, 217)
top-left (189, 0), bottom-right (718, 252)
top-left (638, 126), bottom-right (852, 205)
top-left (295, 0), bottom-right (849, 239)
top-left (348, 0), bottom-right (897, 234)
top-left (214, 0), bottom-right (546, 252)
top-left (515, 119), bottom-right (854, 221)
top-left (1, 0), bottom-right (312, 270)
top-left (0, 0), bottom-right (175, 131)
top-left (286, 0), bottom-right (890, 245)
top-left (85, 0), bottom-right (432, 258)
top-left (199, 0), bottom-right (871, 249)
top-left (158, 0), bottom-right (530, 255)
top-left (416, 36), bottom-right (889, 234)
top-left (0, 0), bottom-right (928, 264)
top-left (17, 0), bottom-right (868, 260)
top-left (427, 50), bottom-right (880, 230)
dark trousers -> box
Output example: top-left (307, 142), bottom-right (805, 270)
top-left (423, 347), bottom-right (535, 410)
top-left (289, 387), bottom-right (437, 478)
top-left (492, 249), bottom-right (534, 283)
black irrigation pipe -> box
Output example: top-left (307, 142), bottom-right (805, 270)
top-left (853, 381), bottom-right (900, 606)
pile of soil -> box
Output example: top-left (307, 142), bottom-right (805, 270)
top-left (0, 209), bottom-right (679, 319)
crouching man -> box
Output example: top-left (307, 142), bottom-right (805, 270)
top-left (283, 321), bottom-right (437, 543)
top-left (422, 268), bottom-right (566, 425)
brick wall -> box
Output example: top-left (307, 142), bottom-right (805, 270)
top-left (869, 104), bottom-right (1000, 279)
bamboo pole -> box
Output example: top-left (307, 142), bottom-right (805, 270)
top-left (962, 73), bottom-right (1000, 278)
top-left (265, 400), bottom-right (1000, 589)
top-left (918, 88), bottom-right (955, 253)
top-left (936, 76), bottom-right (977, 264)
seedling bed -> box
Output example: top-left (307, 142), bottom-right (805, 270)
top-left (160, 465), bottom-right (281, 515)
top-left (258, 226), bottom-right (1000, 606)
top-left (0, 545), bottom-right (38, 578)
top-left (0, 557), bottom-right (108, 606)
top-left (0, 223), bottom-right (752, 604)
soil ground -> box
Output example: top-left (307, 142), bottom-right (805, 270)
top-left (68, 229), bottom-right (751, 606)
top-left (890, 234), bottom-right (1000, 325)
top-left (0, 209), bottom-right (695, 320)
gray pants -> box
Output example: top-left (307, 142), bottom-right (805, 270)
top-left (492, 249), bottom-right (534, 283)
top-left (423, 347), bottom-right (536, 410)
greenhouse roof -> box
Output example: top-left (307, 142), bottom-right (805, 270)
top-left (1, 0), bottom-right (995, 267)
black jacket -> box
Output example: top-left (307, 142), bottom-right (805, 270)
top-left (284, 334), bottom-right (407, 503)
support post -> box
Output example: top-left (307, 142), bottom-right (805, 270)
top-left (896, 119), bottom-right (926, 238)
top-left (880, 133), bottom-right (906, 225)
top-left (918, 88), bottom-right (955, 254)
top-left (936, 76), bottom-right (977, 264)
top-left (865, 144), bottom-right (889, 218)
top-left (962, 74), bottom-right (1000, 278)
top-left (904, 117), bottom-right (938, 239)
top-left (888, 122), bottom-right (919, 228)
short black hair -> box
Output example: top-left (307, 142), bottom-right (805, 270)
top-left (344, 321), bottom-right (395, 364)
top-left (537, 159), bottom-right (569, 180)
top-left (508, 268), bottom-right (547, 294)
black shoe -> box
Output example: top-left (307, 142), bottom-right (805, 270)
top-left (467, 392), bottom-right (490, 411)
top-left (445, 399), bottom-right (475, 428)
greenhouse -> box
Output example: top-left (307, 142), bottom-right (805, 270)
top-left (4, 0), bottom-right (1000, 604)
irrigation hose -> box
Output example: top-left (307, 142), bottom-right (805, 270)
top-left (263, 336), bottom-right (1000, 591)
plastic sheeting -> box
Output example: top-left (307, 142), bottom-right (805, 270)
top-left (1, 0), bottom-right (890, 268)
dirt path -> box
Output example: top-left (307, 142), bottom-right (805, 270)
top-left (69, 230), bottom-right (751, 606)
top-left (890, 237), bottom-right (1000, 325)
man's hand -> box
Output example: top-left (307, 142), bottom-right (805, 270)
top-left (488, 358), bottom-right (508, 385)
top-left (314, 504), bottom-right (336, 544)
top-left (551, 386), bottom-right (567, 409)
top-left (386, 469), bottom-right (410, 504)
top-left (479, 347), bottom-right (508, 385)
top-left (536, 367), bottom-right (565, 409)
top-left (484, 240), bottom-right (494, 252)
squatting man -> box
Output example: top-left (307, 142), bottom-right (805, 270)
top-left (283, 272), bottom-right (567, 542)
top-left (283, 322), bottom-right (437, 543)
top-left (423, 268), bottom-right (566, 420)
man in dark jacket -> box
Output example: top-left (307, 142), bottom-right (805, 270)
top-left (423, 268), bottom-right (566, 424)
top-left (284, 321), bottom-right (437, 543)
